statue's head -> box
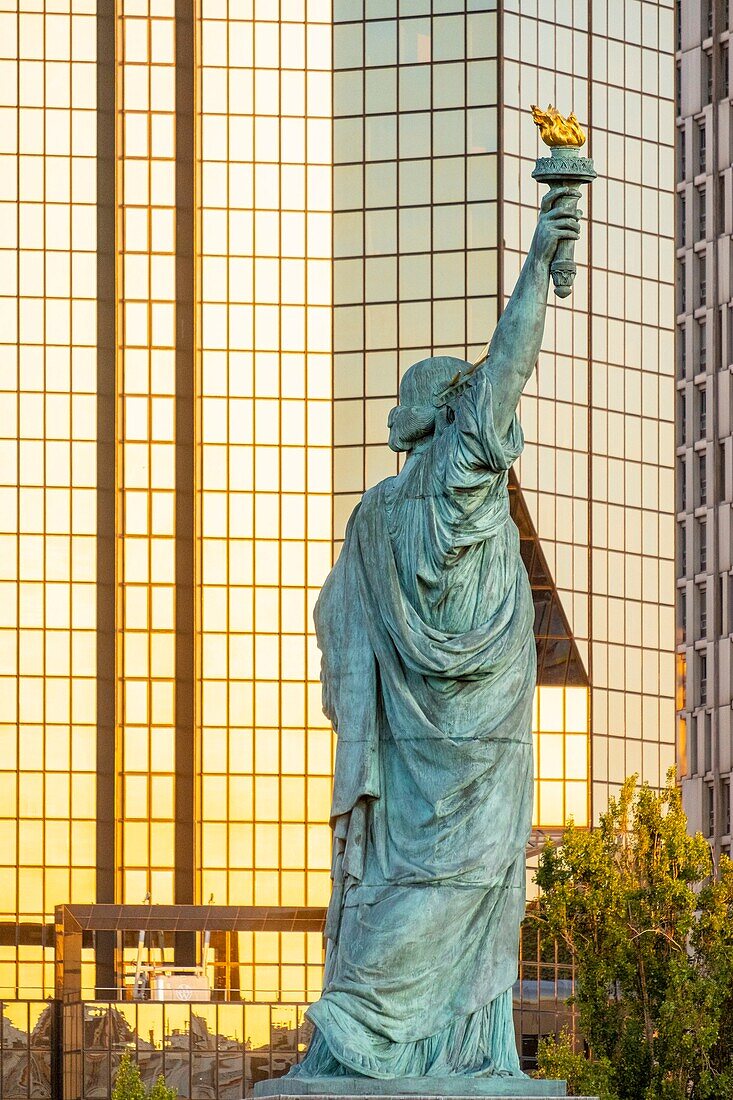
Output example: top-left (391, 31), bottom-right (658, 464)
top-left (387, 355), bottom-right (470, 453)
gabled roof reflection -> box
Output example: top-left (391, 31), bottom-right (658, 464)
top-left (509, 472), bottom-right (588, 688)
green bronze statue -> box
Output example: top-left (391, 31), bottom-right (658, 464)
top-left (257, 112), bottom-right (588, 1094)
top-left (295, 188), bottom-right (581, 1084)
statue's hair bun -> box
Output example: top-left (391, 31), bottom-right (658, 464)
top-left (387, 403), bottom-right (436, 453)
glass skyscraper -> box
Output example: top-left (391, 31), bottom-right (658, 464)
top-left (0, 0), bottom-right (675, 1094)
top-left (332, 1), bottom-right (676, 865)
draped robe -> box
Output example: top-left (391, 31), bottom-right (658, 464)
top-left (296, 372), bottom-right (536, 1079)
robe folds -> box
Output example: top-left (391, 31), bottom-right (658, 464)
top-left (298, 373), bottom-right (536, 1079)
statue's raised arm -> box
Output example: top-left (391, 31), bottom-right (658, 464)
top-left (485, 185), bottom-right (581, 438)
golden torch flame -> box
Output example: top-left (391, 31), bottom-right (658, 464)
top-left (530, 104), bottom-right (586, 148)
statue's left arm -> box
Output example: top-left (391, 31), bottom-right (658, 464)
top-left (486, 186), bottom-right (582, 439)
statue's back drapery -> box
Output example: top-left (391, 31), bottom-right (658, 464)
top-left (283, 181), bottom-right (584, 1084)
top-left (296, 360), bottom-right (536, 1079)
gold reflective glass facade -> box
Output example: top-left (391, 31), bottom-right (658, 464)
top-left (531, 688), bottom-right (589, 829)
top-left (0, 0), bottom-right (676, 1015)
top-left (196, 0), bottom-right (332, 999)
top-left (0, 0), bottom-right (97, 997)
top-left (504, 0), bottom-right (677, 819)
top-left (117, 0), bottom-right (178, 906)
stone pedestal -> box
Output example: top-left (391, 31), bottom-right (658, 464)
top-left (252, 1077), bottom-right (599, 1099)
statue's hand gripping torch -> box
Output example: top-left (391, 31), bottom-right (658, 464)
top-left (530, 104), bottom-right (596, 299)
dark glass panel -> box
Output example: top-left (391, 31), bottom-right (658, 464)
top-left (191, 1051), bottom-right (217, 1099)
top-left (164, 1053), bottom-right (191, 1098)
top-left (82, 1053), bottom-right (109, 1100)
top-left (217, 1053), bottom-right (244, 1100)
top-left (137, 1053), bottom-right (164, 1092)
top-left (532, 590), bottom-right (553, 637)
top-left (245, 1051), bottom-right (271, 1091)
top-left (538, 638), bottom-right (572, 686)
top-left (548, 602), bottom-right (568, 638)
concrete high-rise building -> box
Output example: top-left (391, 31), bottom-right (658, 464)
top-left (677, 0), bottom-right (733, 860)
top-left (0, 0), bottom-right (675, 1095)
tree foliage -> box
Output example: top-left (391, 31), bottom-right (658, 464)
top-left (112, 1052), bottom-right (177, 1100)
top-left (148, 1075), bottom-right (177, 1100)
top-left (535, 1030), bottom-right (616, 1100)
top-left (112, 1053), bottom-right (147, 1100)
top-left (534, 772), bottom-right (733, 1100)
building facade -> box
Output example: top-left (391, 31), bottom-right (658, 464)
top-left (677, 0), bottom-right (733, 859)
top-left (0, 0), bottom-right (675, 1094)
top-left (331, 0), bottom-right (676, 860)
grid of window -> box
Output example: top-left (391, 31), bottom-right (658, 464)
top-left (504, 0), bottom-right (676, 814)
top-left (116, 0), bottom-right (178, 906)
top-left (203, 930), bottom-right (324, 1005)
top-left (0, 1001), bottom-right (54, 1096)
top-left (63, 998), bottom-right (314, 1099)
top-left (502, 3), bottom-right (592, 759)
top-left (677, 0), bottom-right (733, 835)
top-left (196, 0), bottom-right (333, 957)
top-left (510, 479), bottom-right (590, 828)
top-left (530, 687), bottom-right (589, 829)
top-left (0, 0), bottom-right (679, 1024)
top-left (329, 8), bottom-right (591, 829)
top-left (332, 4), bottom-right (499, 538)
top-left (0, 0), bottom-right (97, 996)
top-left (514, 915), bottom-right (575, 1074)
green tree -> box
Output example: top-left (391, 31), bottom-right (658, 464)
top-left (111, 1053), bottom-right (146, 1100)
top-left (148, 1075), bottom-right (177, 1100)
top-left (534, 772), bottom-right (733, 1100)
top-left (112, 1052), bottom-right (177, 1100)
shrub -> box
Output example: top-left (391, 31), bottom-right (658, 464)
top-left (112, 1052), bottom-right (176, 1100)
top-left (535, 1030), bottom-right (617, 1100)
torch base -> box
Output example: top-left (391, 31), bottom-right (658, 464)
top-left (532, 154), bottom-right (596, 184)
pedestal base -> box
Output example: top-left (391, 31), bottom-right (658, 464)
top-left (252, 1077), bottom-right (598, 1099)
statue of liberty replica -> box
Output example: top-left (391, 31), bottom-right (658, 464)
top-left (256, 108), bottom-right (593, 1096)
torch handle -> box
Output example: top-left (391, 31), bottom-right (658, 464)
top-left (548, 186), bottom-right (581, 299)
